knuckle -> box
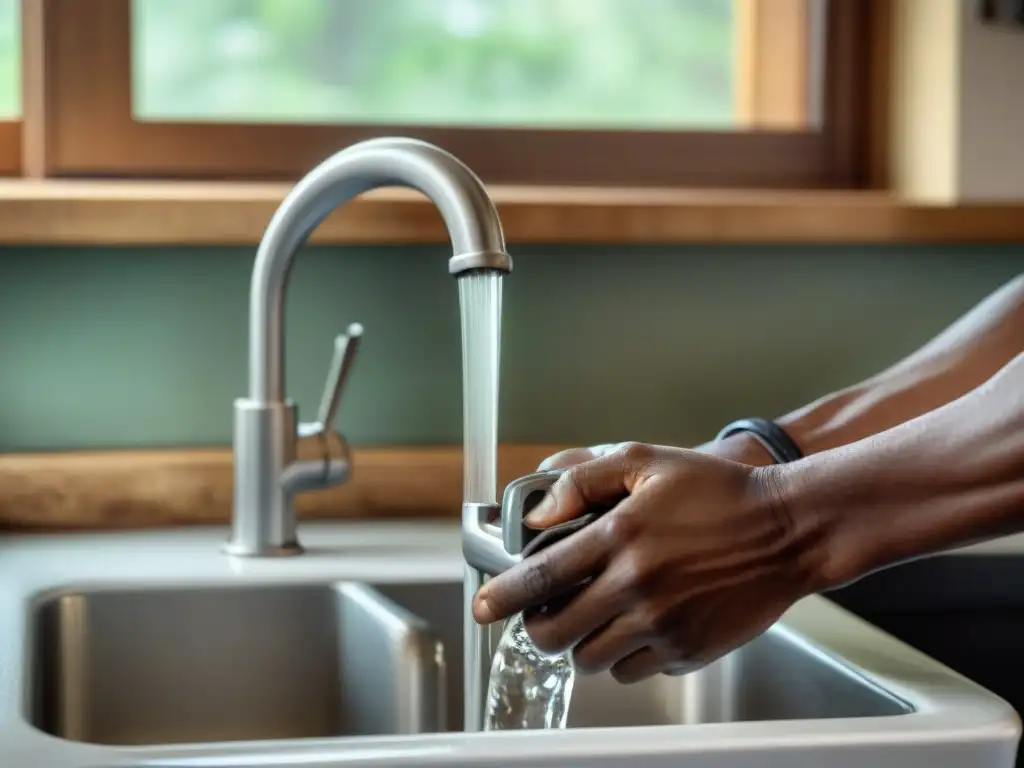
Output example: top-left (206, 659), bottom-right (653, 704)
top-left (635, 599), bottom-right (670, 636)
top-left (558, 465), bottom-right (588, 504)
top-left (617, 546), bottom-right (660, 596)
top-left (619, 441), bottom-right (654, 465)
top-left (617, 549), bottom-right (646, 586)
top-left (603, 507), bottom-right (641, 543)
top-left (639, 596), bottom-right (695, 641)
top-left (521, 556), bottom-right (556, 599)
top-left (538, 447), bottom-right (594, 471)
top-left (591, 443), bottom-right (625, 458)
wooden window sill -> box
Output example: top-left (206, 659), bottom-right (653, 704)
top-left (0, 180), bottom-right (1021, 245)
top-left (0, 444), bottom-right (566, 531)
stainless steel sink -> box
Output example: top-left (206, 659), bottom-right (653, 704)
top-left (569, 628), bottom-right (911, 727)
top-left (28, 582), bottom-right (445, 745)
top-left (375, 581), bottom-right (908, 731)
top-left (27, 577), bottom-right (910, 750)
top-left (0, 523), bottom-right (1019, 768)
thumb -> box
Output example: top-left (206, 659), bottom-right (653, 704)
top-left (525, 443), bottom-right (650, 528)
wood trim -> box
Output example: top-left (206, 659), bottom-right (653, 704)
top-left (820, 0), bottom-right (888, 188)
top-left (22, 0), bottom-right (872, 188)
top-left (35, 123), bottom-right (842, 189)
top-left (0, 444), bottom-right (568, 531)
top-left (20, 0), bottom-right (46, 177)
top-left (0, 181), bottom-right (1022, 244)
top-left (734, 0), bottom-right (811, 130)
top-left (0, 121), bottom-right (21, 175)
top-left (864, 0), bottom-right (894, 190)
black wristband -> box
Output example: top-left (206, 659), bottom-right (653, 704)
top-left (715, 418), bottom-right (804, 464)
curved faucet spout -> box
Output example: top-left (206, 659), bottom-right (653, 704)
top-left (249, 137), bottom-right (512, 403)
top-left (228, 137), bottom-right (512, 558)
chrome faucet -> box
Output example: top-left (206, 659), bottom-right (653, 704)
top-left (225, 137), bottom-right (511, 558)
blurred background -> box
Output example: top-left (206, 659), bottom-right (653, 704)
top-left (0, 0), bottom-right (1020, 453)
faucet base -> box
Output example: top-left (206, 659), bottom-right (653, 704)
top-left (230, 398), bottom-right (302, 557)
top-left (222, 540), bottom-right (304, 558)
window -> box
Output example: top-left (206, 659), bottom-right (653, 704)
top-left (0, 0), bottom-right (18, 174)
top-left (134, 0), bottom-right (737, 130)
top-left (22, 0), bottom-right (878, 188)
top-left (0, 0), bottom-right (18, 117)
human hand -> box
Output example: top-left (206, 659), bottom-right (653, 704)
top-left (472, 443), bottom-right (828, 683)
top-left (537, 432), bottom-right (776, 473)
top-left (536, 443), bottom-right (630, 471)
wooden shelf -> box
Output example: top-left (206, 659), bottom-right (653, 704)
top-left (0, 180), bottom-right (1022, 245)
top-left (0, 444), bottom-right (567, 531)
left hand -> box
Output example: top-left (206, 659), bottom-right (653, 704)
top-left (536, 431), bottom-right (777, 472)
top-left (471, 442), bottom-right (827, 683)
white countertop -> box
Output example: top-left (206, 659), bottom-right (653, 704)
top-left (0, 521), bottom-right (1019, 768)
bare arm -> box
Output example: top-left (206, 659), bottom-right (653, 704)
top-left (782, 350), bottom-right (1024, 589)
top-left (710, 274), bottom-right (1024, 466)
top-left (476, 352), bottom-right (1024, 681)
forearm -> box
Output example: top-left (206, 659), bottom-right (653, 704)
top-left (709, 275), bottom-right (1024, 467)
top-left (780, 352), bottom-right (1024, 590)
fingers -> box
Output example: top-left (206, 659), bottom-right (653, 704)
top-left (526, 443), bottom-right (655, 527)
top-left (664, 660), bottom-right (701, 676)
top-left (610, 646), bottom-right (668, 684)
top-left (472, 520), bottom-right (609, 624)
top-left (522, 564), bottom-right (629, 656)
top-left (537, 443), bottom-right (627, 472)
top-left (530, 444), bottom-right (631, 530)
top-left (569, 609), bottom-right (651, 675)
top-left (537, 447), bottom-right (599, 471)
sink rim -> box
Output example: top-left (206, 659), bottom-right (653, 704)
top-left (0, 522), bottom-right (1018, 768)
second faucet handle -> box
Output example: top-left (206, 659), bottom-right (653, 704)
top-left (288, 322), bottom-right (362, 497)
top-left (315, 322), bottom-right (363, 435)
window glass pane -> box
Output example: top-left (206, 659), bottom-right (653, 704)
top-left (0, 0), bottom-right (19, 118)
top-left (133, 0), bottom-right (735, 129)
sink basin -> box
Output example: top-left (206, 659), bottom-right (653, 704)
top-left (26, 579), bottom-right (911, 749)
top-left (375, 582), bottom-right (908, 729)
top-left (29, 582), bottom-right (445, 745)
top-left (0, 523), bottom-right (1018, 768)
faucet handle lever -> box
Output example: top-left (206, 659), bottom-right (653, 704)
top-left (288, 322), bottom-right (362, 496)
top-left (316, 322), bottom-right (363, 433)
top-left (501, 470), bottom-right (564, 555)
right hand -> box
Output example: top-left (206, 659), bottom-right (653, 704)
top-left (538, 432), bottom-right (776, 472)
top-left (477, 442), bottom-right (828, 682)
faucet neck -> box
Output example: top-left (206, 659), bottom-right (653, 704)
top-left (247, 137), bottom-right (511, 403)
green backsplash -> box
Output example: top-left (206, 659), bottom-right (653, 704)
top-left (0, 244), bottom-right (1020, 452)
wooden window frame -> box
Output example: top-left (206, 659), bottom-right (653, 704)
top-left (735, 0), bottom-right (814, 131)
top-left (0, 120), bottom-right (19, 175)
top-left (21, 0), bottom-right (877, 188)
